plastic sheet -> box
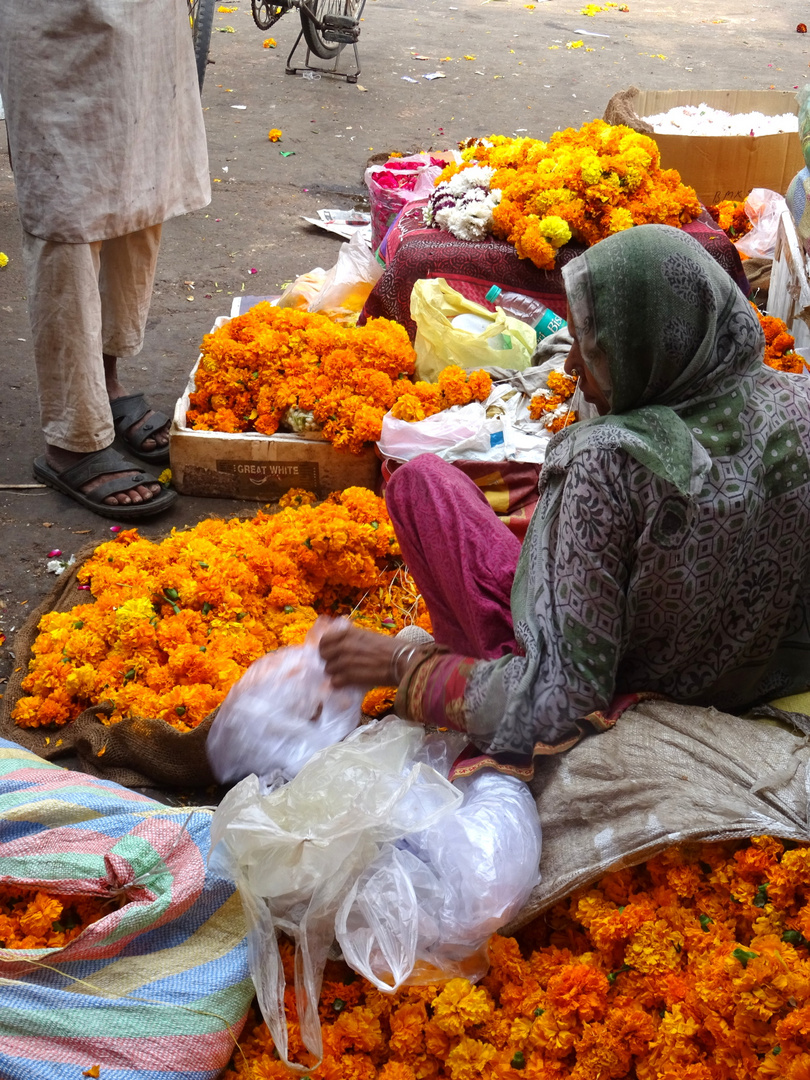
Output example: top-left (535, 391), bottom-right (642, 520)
top-left (735, 188), bottom-right (789, 259)
top-left (209, 719), bottom-right (464, 1068)
top-left (337, 769), bottom-right (542, 992)
top-left (205, 618), bottom-right (363, 788)
top-left (209, 720), bottom-right (542, 1068)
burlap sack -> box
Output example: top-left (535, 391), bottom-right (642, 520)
top-left (0, 542), bottom-right (216, 789)
top-left (603, 86), bottom-right (655, 134)
top-left (504, 699), bottom-right (810, 932)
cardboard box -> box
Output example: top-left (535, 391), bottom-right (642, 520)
top-left (632, 90), bottom-right (804, 205)
top-left (768, 209), bottom-right (810, 355)
top-left (170, 342), bottom-right (380, 501)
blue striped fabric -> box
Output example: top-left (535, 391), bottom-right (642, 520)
top-left (0, 737), bottom-right (252, 1079)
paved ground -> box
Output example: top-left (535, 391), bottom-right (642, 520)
top-left (1, 0), bottom-right (809, 687)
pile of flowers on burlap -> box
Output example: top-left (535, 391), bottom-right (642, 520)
top-left (426, 120), bottom-right (702, 270)
top-left (224, 835), bottom-right (810, 1080)
top-left (186, 305), bottom-right (492, 453)
top-left (12, 488), bottom-right (430, 732)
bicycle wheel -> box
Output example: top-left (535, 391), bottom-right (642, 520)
top-left (300, 0), bottom-right (360, 61)
top-left (188, 0), bottom-right (216, 90)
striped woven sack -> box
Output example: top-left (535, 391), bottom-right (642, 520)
top-left (0, 737), bottom-right (253, 1079)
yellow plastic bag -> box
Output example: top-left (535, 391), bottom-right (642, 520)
top-left (410, 278), bottom-right (537, 382)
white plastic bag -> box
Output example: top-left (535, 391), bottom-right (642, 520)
top-left (209, 718), bottom-right (463, 1068)
top-left (734, 188), bottom-right (789, 259)
top-left (309, 229), bottom-right (384, 322)
top-left (205, 619), bottom-right (363, 788)
top-left (337, 769), bottom-right (542, 992)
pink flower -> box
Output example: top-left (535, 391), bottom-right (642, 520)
top-left (47, 549), bottom-right (62, 558)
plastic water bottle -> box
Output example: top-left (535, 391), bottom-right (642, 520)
top-left (485, 285), bottom-right (567, 339)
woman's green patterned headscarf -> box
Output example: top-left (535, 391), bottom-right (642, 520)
top-left (560, 224), bottom-right (765, 496)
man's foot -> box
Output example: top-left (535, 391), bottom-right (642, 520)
top-left (34, 446), bottom-right (177, 520)
top-left (104, 354), bottom-right (171, 460)
top-left (45, 445), bottom-right (161, 507)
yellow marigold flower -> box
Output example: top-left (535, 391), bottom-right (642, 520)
top-left (566, 39), bottom-right (584, 48)
top-left (608, 206), bottom-right (634, 232)
top-left (268, 128), bottom-right (282, 142)
top-left (0, 252), bottom-right (8, 269)
top-left (580, 154), bottom-right (602, 186)
top-left (263, 36), bottom-right (277, 47)
top-left (537, 215), bottom-right (572, 248)
top-left (432, 979), bottom-right (494, 1036)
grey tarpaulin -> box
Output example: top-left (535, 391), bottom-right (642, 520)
top-left (503, 699), bottom-right (810, 933)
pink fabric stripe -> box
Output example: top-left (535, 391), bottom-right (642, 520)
top-left (385, 453), bottom-right (521, 659)
top-left (0, 1030), bottom-right (242, 1069)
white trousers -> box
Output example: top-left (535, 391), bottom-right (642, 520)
top-left (21, 225), bottom-right (162, 453)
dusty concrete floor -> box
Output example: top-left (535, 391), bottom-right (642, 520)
top-left (1, 0), bottom-right (808, 688)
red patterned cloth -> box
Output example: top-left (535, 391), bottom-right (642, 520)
top-left (361, 204), bottom-right (750, 341)
top-left (381, 456), bottom-right (541, 542)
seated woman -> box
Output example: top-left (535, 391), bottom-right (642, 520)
top-left (320, 224), bottom-right (810, 773)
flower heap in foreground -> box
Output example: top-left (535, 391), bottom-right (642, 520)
top-left (13, 489), bottom-right (429, 731)
top-left (430, 120), bottom-right (702, 270)
top-left (226, 836), bottom-right (810, 1080)
top-left (186, 305), bottom-right (491, 452)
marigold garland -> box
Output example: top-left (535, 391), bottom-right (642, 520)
top-left (187, 304), bottom-right (493, 449)
top-left (752, 304), bottom-right (805, 374)
top-left (0, 884), bottom-right (120, 951)
top-left (225, 836), bottom-right (810, 1080)
top-left (528, 371), bottom-right (579, 433)
top-left (707, 200), bottom-right (753, 241)
top-left (435, 120), bottom-right (702, 270)
top-left (187, 304), bottom-right (418, 454)
top-left (390, 367), bottom-right (493, 423)
top-left (12, 489), bottom-right (430, 732)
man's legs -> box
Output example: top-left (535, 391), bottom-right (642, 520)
top-left (22, 230), bottom-right (162, 507)
top-left (98, 225), bottom-right (169, 455)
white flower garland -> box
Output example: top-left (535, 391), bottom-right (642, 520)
top-left (423, 165), bottom-right (501, 242)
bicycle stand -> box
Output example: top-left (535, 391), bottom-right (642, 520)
top-left (286, 33), bottom-right (361, 81)
top-left (285, 1), bottom-right (366, 83)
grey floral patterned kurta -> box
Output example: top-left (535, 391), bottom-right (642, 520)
top-left (456, 227), bottom-right (810, 759)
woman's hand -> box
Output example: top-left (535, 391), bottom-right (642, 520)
top-left (319, 623), bottom-right (400, 689)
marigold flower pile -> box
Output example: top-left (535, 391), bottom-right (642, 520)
top-left (528, 371), bottom-right (579, 433)
top-left (225, 835), bottom-right (810, 1080)
top-left (187, 305), bottom-right (419, 454)
top-left (707, 199), bottom-right (753, 241)
top-left (753, 305), bottom-right (805, 374)
top-left (0, 884), bottom-right (119, 951)
top-left (12, 488), bottom-right (430, 732)
top-left (186, 306), bottom-right (492, 453)
top-left (389, 366), bottom-right (493, 423)
top-left (432, 120), bottom-right (702, 270)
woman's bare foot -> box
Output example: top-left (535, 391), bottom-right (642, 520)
top-left (45, 445), bottom-right (162, 507)
top-left (103, 353), bottom-right (170, 452)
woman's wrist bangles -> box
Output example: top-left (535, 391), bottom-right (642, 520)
top-left (389, 642), bottom-right (427, 684)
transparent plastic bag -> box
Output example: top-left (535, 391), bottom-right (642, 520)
top-left (309, 230), bottom-right (384, 324)
top-left (205, 618), bottom-right (363, 788)
top-left (734, 188), bottom-right (789, 259)
top-left (336, 769), bottom-right (542, 992)
top-left (276, 267), bottom-right (328, 310)
top-left (209, 718), bottom-right (463, 1069)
